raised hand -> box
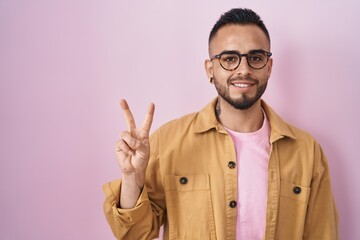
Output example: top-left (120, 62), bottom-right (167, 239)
top-left (116, 99), bottom-right (155, 178)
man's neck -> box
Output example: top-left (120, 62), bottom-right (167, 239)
top-left (216, 97), bottom-right (264, 133)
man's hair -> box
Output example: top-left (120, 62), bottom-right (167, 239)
top-left (209, 8), bottom-right (270, 45)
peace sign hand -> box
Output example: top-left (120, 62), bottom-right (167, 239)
top-left (116, 99), bottom-right (155, 180)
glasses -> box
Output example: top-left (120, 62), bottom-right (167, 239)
top-left (210, 49), bottom-right (272, 71)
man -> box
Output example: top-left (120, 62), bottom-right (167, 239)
top-left (103, 8), bottom-right (338, 240)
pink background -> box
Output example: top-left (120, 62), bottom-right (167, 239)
top-left (1, 1), bottom-right (359, 239)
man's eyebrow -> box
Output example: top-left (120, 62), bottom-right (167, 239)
top-left (219, 50), bottom-right (240, 54)
top-left (248, 49), bottom-right (266, 53)
top-left (219, 49), bottom-right (267, 54)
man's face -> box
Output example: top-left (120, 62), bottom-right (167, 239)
top-left (205, 24), bottom-right (273, 110)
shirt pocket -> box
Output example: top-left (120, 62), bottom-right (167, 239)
top-left (275, 181), bottom-right (311, 240)
top-left (164, 174), bottom-right (216, 240)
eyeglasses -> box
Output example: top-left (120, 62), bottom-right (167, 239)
top-left (210, 49), bottom-right (272, 71)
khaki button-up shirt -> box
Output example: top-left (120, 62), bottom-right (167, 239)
top-left (103, 99), bottom-right (338, 240)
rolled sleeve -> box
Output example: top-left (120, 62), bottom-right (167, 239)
top-left (103, 179), bottom-right (154, 239)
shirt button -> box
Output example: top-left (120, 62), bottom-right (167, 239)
top-left (228, 161), bottom-right (236, 169)
top-left (179, 177), bottom-right (188, 185)
top-left (293, 186), bottom-right (302, 194)
top-left (229, 200), bottom-right (237, 208)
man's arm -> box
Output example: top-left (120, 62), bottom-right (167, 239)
top-left (103, 177), bottom-right (165, 240)
top-left (103, 100), bottom-right (165, 239)
top-left (303, 142), bottom-right (338, 239)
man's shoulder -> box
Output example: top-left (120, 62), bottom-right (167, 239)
top-left (284, 121), bottom-right (316, 142)
top-left (262, 101), bottom-right (317, 144)
top-left (156, 111), bottom-right (199, 133)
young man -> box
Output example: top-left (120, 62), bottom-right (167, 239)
top-left (103, 8), bottom-right (338, 240)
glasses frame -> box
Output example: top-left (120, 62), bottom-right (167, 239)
top-left (210, 49), bottom-right (272, 71)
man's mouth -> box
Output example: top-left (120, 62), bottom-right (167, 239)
top-left (232, 83), bottom-right (254, 88)
top-left (229, 77), bottom-right (258, 89)
top-left (231, 80), bottom-right (257, 88)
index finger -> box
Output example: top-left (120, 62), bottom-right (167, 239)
top-left (120, 99), bottom-right (136, 131)
top-left (141, 103), bottom-right (155, 133)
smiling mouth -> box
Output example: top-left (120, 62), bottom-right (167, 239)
top-left (231, 82), bottom-right (256, 88)
top-left (232, 83), bottom-right (253, 88)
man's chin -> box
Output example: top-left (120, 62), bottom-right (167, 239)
top-left (227, 96), bottom-right (258, 110)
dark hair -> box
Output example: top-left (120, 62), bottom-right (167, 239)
top-left (209, 8), bottom-right (270, 45)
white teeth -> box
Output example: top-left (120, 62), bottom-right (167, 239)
top-left (233, 83), bottom-right (250, 88)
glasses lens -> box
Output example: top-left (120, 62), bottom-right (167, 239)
top-left (219, 53), bottom-right (240, 70)
top-left (247, 52), bottom-right (268, 69)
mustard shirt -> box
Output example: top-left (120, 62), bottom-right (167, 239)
top-left (103, 99), bottom-right (338, 240)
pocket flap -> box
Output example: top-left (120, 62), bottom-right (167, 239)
top-left (165, 174), bottom-right (210, 192)
top-left (280, 181), bottom-right (310, 203)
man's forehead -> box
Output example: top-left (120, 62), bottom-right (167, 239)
top-left (209, 24), bottom-right (270, 53)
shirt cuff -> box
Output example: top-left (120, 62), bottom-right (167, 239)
top-left (102, 179), bottom-right (150, 227)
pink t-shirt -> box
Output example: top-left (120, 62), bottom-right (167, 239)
top-left (225, 111), bottom-right (270, 240)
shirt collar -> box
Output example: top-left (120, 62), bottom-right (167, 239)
top-left (261, 100), bottom-right (297, 142)
top-left (194, 98), bottom-right (297, 142)
top-left (194, 98), bottom-right (221, 133)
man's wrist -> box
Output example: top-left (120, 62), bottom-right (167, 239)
top-left (122, 171), bottom-right (145, 189)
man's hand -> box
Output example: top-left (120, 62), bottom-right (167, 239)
top-left (116, 99), bottom-right (155, 189)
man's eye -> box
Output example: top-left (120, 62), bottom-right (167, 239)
top-left (222, 55), bottom-right (238, 62)
top-left (248, 54), bottom-right (265, 62)
top-left (249, 54), bottom-right (264, 62)
top-left (226, 57), bottom-right (236, 62)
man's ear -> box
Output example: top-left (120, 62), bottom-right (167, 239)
top-left (267, 57), bottom-right (273, 79)
top-left (205, 59), bottom-right (214, 80)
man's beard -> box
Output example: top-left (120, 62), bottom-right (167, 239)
top-left (213, 76), bottom-right (268, 110)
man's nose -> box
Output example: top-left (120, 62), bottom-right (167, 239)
top-left (234, 56), bottom-right (252, 75)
